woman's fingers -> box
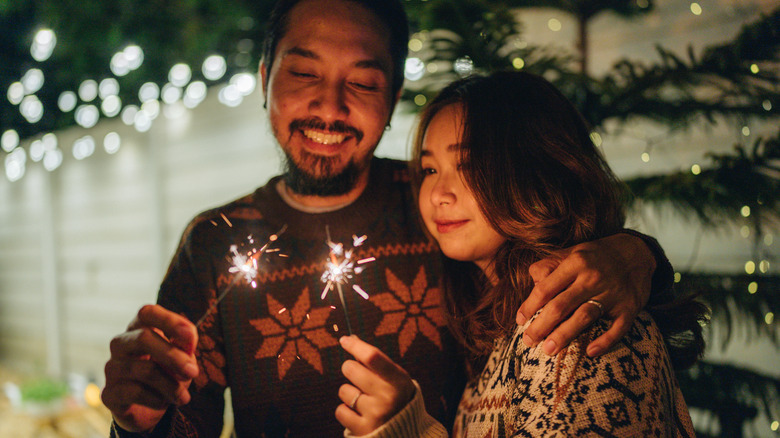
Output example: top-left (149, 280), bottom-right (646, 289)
top-left (337, 336), bottom-right (417, 435)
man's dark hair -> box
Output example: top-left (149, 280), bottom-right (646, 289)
top-left (261, 0), bottom-right (409, 99)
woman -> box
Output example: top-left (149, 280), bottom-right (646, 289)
top-left (334, 71), bottom-right (707, 437)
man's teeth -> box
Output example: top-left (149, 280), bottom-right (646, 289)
top-left (303, 129), bottom-right (346, 145)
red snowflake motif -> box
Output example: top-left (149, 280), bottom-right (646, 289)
top-left (371, 266), bottom-right (447, 356)
top-left (249, 288), bottom-right (337, 380)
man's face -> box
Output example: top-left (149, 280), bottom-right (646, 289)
top-left (262, 0), bottom-right (398, 196)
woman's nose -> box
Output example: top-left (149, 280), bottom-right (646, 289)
top-left (430, 174), bottom-right (457, 206)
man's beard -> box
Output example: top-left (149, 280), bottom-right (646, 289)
top-left (283, 149), bottom-right (362, 196)
top-left (280, 118), bottom-right (367, 196)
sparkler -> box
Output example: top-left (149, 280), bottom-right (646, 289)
top-left (320, 226), bottom-right (375, 335)
top-left (195, 224), bottom-right (287, 328)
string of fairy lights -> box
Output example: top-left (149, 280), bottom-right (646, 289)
top-left (2, 28), bottom-right (259, 184)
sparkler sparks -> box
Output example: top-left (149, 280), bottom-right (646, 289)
top-left (320, 227), bottom-right (374, 335)
top-left (195, 224), bottom-right (287, 328)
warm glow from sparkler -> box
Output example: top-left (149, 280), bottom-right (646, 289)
top-left (320, 230), bottom-right (376, 335)
top-left (195, 224), bottom-right (287, 328)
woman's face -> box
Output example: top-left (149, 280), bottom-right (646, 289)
top-left (418, 104), bottom-right (506, 277)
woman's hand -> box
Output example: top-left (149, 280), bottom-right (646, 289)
top-left (335, 335), bottom-right (416, 436)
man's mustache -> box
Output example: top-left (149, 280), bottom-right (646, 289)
top-left (289, 118), bottom-right (364, 144)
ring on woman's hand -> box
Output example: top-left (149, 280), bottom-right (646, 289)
top-left (349, 391), bottom-right (362, 410)
top-left (584, 299), bottom-right (605, 317)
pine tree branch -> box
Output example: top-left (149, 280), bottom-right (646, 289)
top-left (677, 360), bottom-right (780, 435)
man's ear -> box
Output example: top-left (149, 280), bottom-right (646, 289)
top-left (260, 62), bottom-right (269, 108)
top-left (388, 87), bottom-right (402, 121)
top-left (260, 62), bottom-right (268, 97)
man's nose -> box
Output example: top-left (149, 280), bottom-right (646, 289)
top-left (309, 81), bottom-right (349, 121)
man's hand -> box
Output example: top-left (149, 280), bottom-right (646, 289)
top-left (516, 233), bottom-right (655, 357)
top-left (102, 304), bottom-right (199, 433)
top-left (335, 335), bottom-right (416, 436)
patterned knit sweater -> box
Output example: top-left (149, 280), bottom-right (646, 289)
top-left (111, 158), bottom-right (467, 438)
top-left (359, 312), bottom-right (695, 438)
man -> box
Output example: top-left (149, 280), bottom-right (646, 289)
top-left (102, 0), bottom-right (671, 436)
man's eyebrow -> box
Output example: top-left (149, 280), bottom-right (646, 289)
top-left (283, 47), bottom-right (318, 60)
top-left (354, 59), bottom-right (387, 73)
top-left (284, 47), bottom-right (388, 73)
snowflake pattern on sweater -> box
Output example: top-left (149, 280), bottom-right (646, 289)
top-left (111, 158), bottom-right (467, 438)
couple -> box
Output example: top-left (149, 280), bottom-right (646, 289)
top-left (102, 0), bottom-right (704, 437)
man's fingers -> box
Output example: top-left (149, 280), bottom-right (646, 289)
top-left (129, 304), bottom-right (198, 355)
top-left (101, 378), bottom-right (173, 412)
top-left (518, 257), bottom-right (583, 325)
top-left (110, 328), bottom-right (198, 380)
top-left (528, 258), bottom-right (558, 284)
top-left (105, 358), bottom-right (190, 404)
top-left (587, 313), bottom-right (634, 357)
top-left (521, 281), bottom-right (592, 347)
top-left (536, 299), bottom-right (604, 356)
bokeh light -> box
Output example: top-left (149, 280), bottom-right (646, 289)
top-left (405, 58), bottom-right (425, 81)
top-left (5, 148), bottom-right (26, 182)
top-left (230, 73), bottom-right (256, 96)
top-left (31, 28), bottom-right (57, 62)
top-left (183, 81), bottom-right (207, 108)
top-left (202, 55), bottom-right (227, 81)
top-left (99, 78), bottom-right (120, 99)
top-left (104, 132), bottom-right (121, 154)
top-left (72, 135), bottom-right (96, 160)
top-left (1, 129), bottom-right (20, 152)
top-left (58, 91), bottom-right (77, 112)
top-left (78, 79), bottom-right (98, 102)
top-left (161, 83), bottom-right (182, 104)
top-left (139, 82), bottom-right (160, 103)
top-left (7, 82), bottom-right (25, 105)
top-left (43, 148), bottom-right (63, 171)
top-left (169, 63), bottom-right (192, 87)
top-left (21, 68), bottom-right (45, 94)
top-left (75, 104), bottom-right (100, 128)
top-left (101, 95), bottom-right (122, 117)
top-left (20, 95), bottom-right (44, 123)
top-left (454, 57), bottom-right (474, 76)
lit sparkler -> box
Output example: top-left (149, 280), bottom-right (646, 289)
top-left (320, 226), bottom-right (375, 335)
top-left (195, 224), bottom-right (287, 328)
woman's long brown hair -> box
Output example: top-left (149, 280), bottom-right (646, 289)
top-left (412, 71), bottom-right (707, 374)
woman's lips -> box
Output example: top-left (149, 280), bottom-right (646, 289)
top-left (435, 219), bottom-right (468, 233)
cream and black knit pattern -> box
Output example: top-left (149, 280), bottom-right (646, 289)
top-left (453, 312), bottom-right (695, 438)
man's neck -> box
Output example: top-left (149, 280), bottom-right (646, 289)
top-left (276, 170), bottom-right (371, 213)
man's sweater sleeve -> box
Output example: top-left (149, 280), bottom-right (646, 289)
top-left (109, 407), bottom-right (198, 438)
top-left (620, 229), bottom-right (675, 305)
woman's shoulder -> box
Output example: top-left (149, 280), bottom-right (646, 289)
top-left (506, 312), bottom-right (691, 437)
top-left (512, 311), bottom-right (663, 362)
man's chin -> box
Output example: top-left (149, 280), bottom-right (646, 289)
top-left (283, 156), bottom-right (361, 197)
